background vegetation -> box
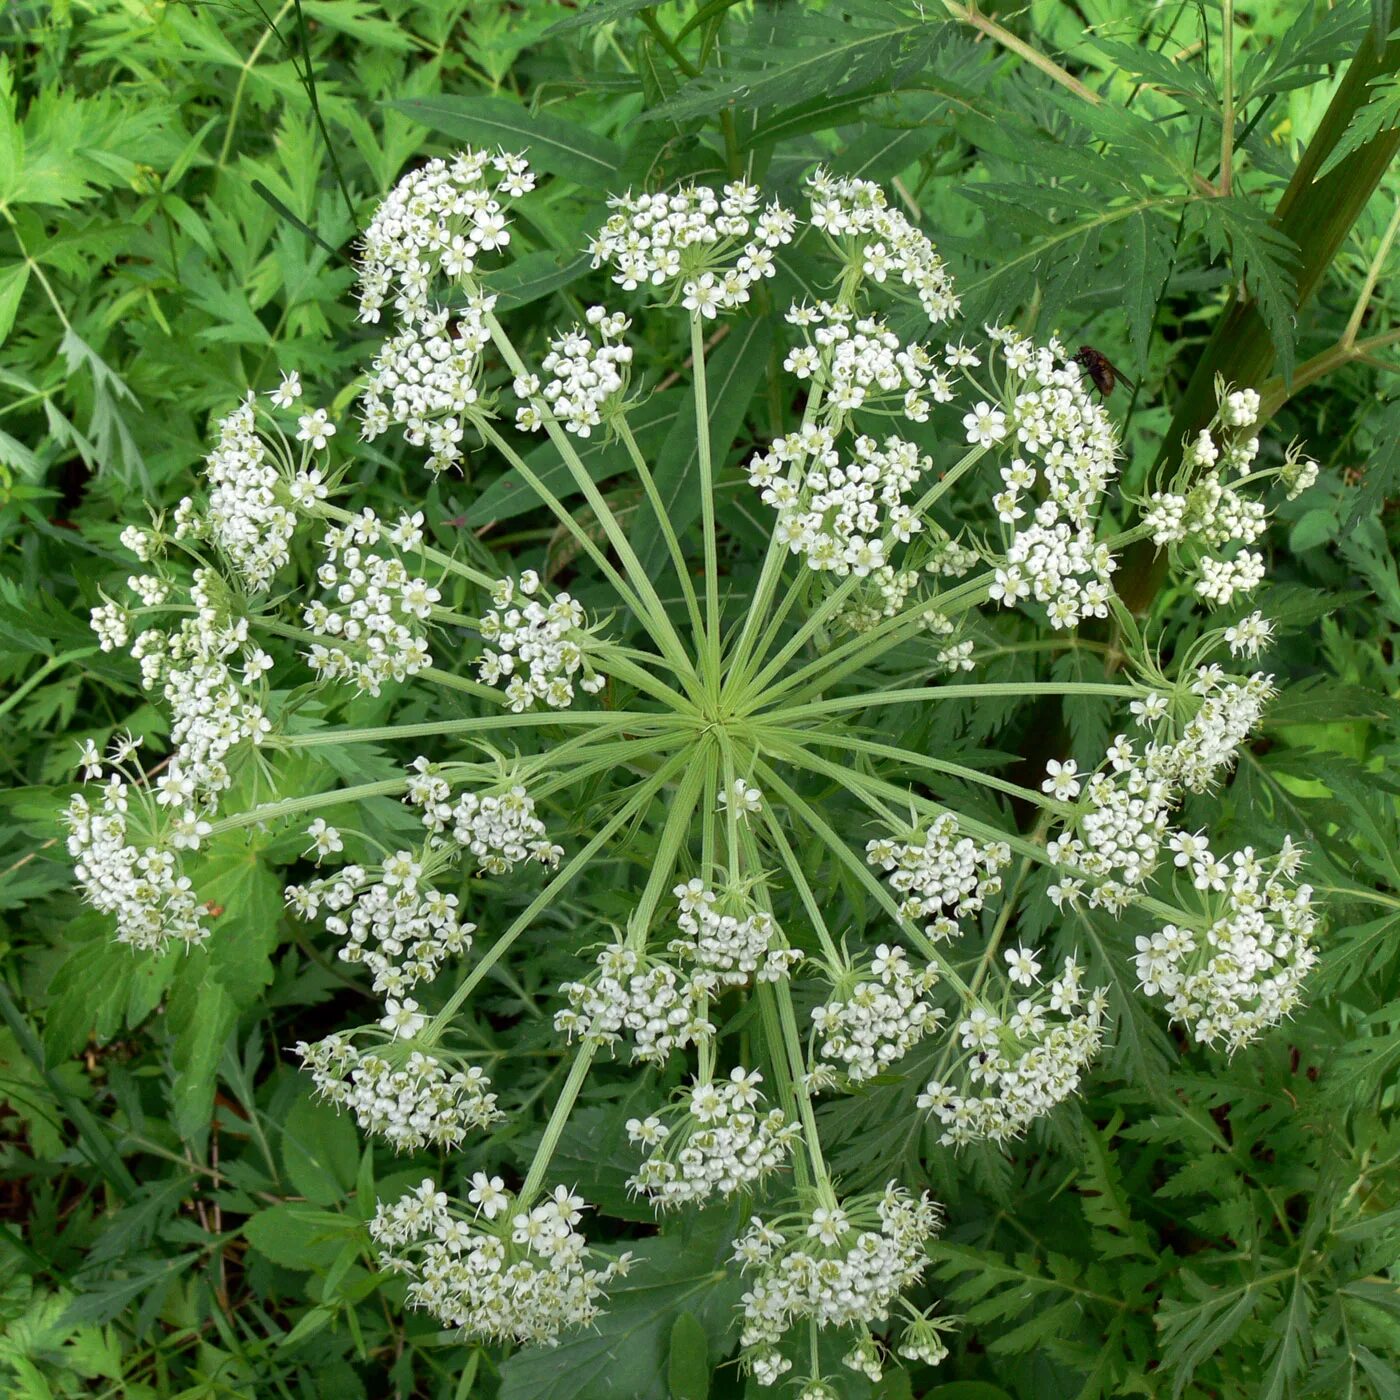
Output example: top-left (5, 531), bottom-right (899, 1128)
top-left (2, 1), bottom-right (1398, 1396)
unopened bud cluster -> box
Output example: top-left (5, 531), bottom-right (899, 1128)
top-left (369, 1177), bottom-right (628, 1345)
top-left (867, 815), bottom-right (1012, 940)
top-left (1146, 384), bottom-right (1317, 606)
top-left (478, 571), bottom-right (604, 710)
top-left (626, 1068), bottom-right (798, 1209)
top-left (733, 1186), bottom-right (943, 1388)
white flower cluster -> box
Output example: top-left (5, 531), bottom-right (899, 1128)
top-left (867, 815), bottom-right (1012, 940)
top-left (556, 940), bottom-right (714, 1064)
top-left (785, 303), bottom-right (945, 419)
top-left (737, 174), bottom-right (958, 628)
top-left (127, 569), bottom-right (273, 812)
top-left (588, 179), bottom-right (795, 313)
top-left (835, 564), bottom-right (920, 633)
top-left (1224, 610), bottom-right (1274, 659)
top-left (355, 150), bottom-right (535, 466)
top-left (750, 427), bottom-right (932, 579)
top-left (357, 150), bottom-right (532, 327)
top-left (1145, 385), bottom-right (1317, 607)
top-left (74, 564), bottom-right (284, 952)
top-left (1046, 668), bottom-right (1277, 913)
top-left (369, 1178), bottom-right (628, 1346)
top-left (361, 297), bottom-right (493, 472)
top-left (811, 944), bottom-right (942, 1084)
top-left (186, 392), bottom-right (327, 590)
top-left (516, 306), bottom-right (632, 436)
top-left (1152, 667), bottom-right (1274, 794)
top-left (303, 509), bottom-right (437, 695)
top-left (558, 889), bottom-right (798, 1062)
top-left (918, 958), bottom-right (1109, 1146)
top-left (670, 880), bottom-right (801, 986)
top-left (64, 754), bottom-right (209, 953)
top-left (89, 599), bottom-right (130, 653)
top-left (286, 856), bottom-right (474, 997)
top-left (407, 762), bottom-right (564, 872)
top-left (1046, 735), bottom-right (1170, 908)
top-left (897, 1314), bottom-right (956, 1368)
top-left (296, 1033), bottom-right (500, 1151)
top-left (625, 1068), bottom-right (798, 1210)
top-left (478, 570), bottom-right (604, 711)
top-left (1134, 838), bottom-right (1317, 1052)
top-left (977, 331), bottom-right (1121, 630)
top-left (806, 168), bottom-right (959, 325)
top-left (733, 1185), bottom-right (942, 1386)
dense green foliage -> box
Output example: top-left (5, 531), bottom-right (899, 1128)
top-left (2, 1), bottom-right (1399, 1397)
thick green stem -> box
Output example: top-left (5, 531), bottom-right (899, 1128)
top-left (207, 778), bottom-right (408, 835)
top-left (767, 680), bottom-right (1139, 724)
top-left (751, 572), bottom-right (996, 711)
top-left (731, 445), bottom-right (988, 705)
top-left (758, 723), bottom-right (1071, 815)
top-left (755, 984), bottom-right (813, 1194)
top-left (753, 759), bottom-right (972, 998)
top-left (690, 315), bottom-right (723, 696)
top-left (758, 802), bottom-right (844, 970)
top-left (772, 742), bottom-right (1200, 931)
top-left (615, 416), bottom-right (706, 647)
top-left (473, 417), bottom-right (698, 698)
top-left (627, 751), bottom-right (708, 949)
top-left (477, 306), bottom-right (703, 699)
top-left (279, 711), bottom-right (677, 748)
top-left (516, 1044), bottom-right (598, 1210)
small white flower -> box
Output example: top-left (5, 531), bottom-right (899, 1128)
top-left (1004, 945), bottom-right (1042, 987)
top-left (1042, 759), bottom-right (1081, 800)
top-left (718, 778), bottom-right (764, 818)
top-left (269, 371), bottom-right (303, 408)
top-left (297, 408), bottom-right (337, 450)
top-left (806, 1206), bottom-right (850, 1245)
top-left (468, 1172), bottom-right (508, 1219)
top-left (305, 819), bottom-right (344, 861)
top-left (380, 998), bottom-right (425, 1040)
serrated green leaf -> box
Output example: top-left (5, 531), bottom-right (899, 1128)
top-left (497, 1212), bottom-right (742, 1400)
top-left (1119, 209), bottom-right (1172, 369)
top-left (0, 261), bottom-right (29, 347)
top-left (58, 1255), bottom-right (194, 1330)
top-left (666, 1311), bottom-right (709, 1400)
top-left (193, 832), bottom-right (284, 1008)
top-left (647, 12), bottom-right (932, 125)
top-left (543, 0), bottom-right (657, 38)
top-left (1196, 197), bottom-right (1299, 376)
top-left (833, 123), bottom-right (938, 181)
top-left (387, 96), bottom-right (622, 181)
top-left (1318, 73), bottom-right (1400, 178)
top-left (243, 1203), bottom-right (360, 1271)
top-left (166, 973), bottom-right (235, 1147)
top-left (42, 934), bottom-right (137, 1061)
top-left (488, 250), bottom-right (592, 312)
top-left (281, 1093), bottom-right (360, 1206)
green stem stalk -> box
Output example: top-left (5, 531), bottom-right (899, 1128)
top-left (690, 314), bottom-right (723, 697)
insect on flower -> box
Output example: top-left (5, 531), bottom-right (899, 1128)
top-left (1072, 344), bottom-right (1135, 396)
